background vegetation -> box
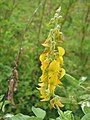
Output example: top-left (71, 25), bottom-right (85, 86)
top-left (0, 0), bottom-right (90, 119)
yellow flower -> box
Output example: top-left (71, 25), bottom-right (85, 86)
top-left (39, 87), bottom-right (50, 101)
top-left (38, 82), bottom-right (45, 87)
top-left (39, 52), bottom-right (49, 62)
top-left (59, 68), bottom-right (65, 79)
top-left (48, 84), bottom-right (56, 95)
top-left (48, 60), bottom-right (60, 73)
top-left (39, 53), bottom-right (46, 62)
top-left (41, 59), bottom-right (50, 72)
top-left (37, 84), bottom-right (49, 101)
top-left (42, 39), bottom-right (50, 47)
top-left (50, 96), bottom-right (64, 108)
top-left (41, 94), bottom-right (50, 101)
top-left (40, 73), bottom-right (47, 82)
top-left (48, 73), bottom-right (61, 85)
top-left (58, 47), bottom-right (65, 56)
top-left (57, 56), bottom-right (63, 66)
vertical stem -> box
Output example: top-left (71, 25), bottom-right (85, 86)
top-left (57, 106), bottom-right (67, 120)
top-left (18, 0), bottom-right (44, 55)
top-left (36, 0), bottom-right (47, 56)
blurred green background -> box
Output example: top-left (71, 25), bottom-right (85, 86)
top-left (0, 0), bottom-right (90, 119)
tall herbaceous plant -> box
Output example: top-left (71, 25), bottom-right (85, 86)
top-left (38, 7), bottom-right (65, 108)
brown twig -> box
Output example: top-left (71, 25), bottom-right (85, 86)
top-left (7, 48), bottom-right (23, 105)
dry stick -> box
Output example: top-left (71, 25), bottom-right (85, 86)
top-left (0, 48), bottom-right (23, 112)
top-left (17, 0), bottom-right (45, 60)
top-left (23, 0), bottom-right (43, 34)
top-left (7, 48), bottom-right (23, 105)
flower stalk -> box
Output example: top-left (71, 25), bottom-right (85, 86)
top-left (38, 7), bottom-right (65, 108)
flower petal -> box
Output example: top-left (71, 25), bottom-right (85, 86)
top-left (58, 47), bottom-right (65, 56)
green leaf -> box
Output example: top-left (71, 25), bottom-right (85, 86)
top-left (4, 114), bottom-right (42, 120)
top-left (0, 100), bottom-right (9, 112)
top-left (79, 76), bottom-right (87, 84)
top-left (4, 113), bottom-right (30, 120)
top-left (3, 114), bottom-right (14, 120)
top-left (56, 117), bottom-right (61, 120)
top-left (79, 94), bottom-right (90, 101)
top-left (81, 101), bottom-right (90, 114)
top-left (65, 74), bottom-right (79, 87)
top-left (0, 95), bottom-right (4, 101)
top-left (32, 106), bottom-right (46, 119)
top-left (64, 111), bottom-right (74, 120)
top-left (57, 109), bottom-right (74, 120)
top-left (84, 106), bottom-right (90, 114)
top-left (81, 113), bottom-right (90, 120)
top-left (28, 116), bottom-right (43, 120)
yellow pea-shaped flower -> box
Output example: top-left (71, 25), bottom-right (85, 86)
top-left (48, 60), bottom-right (60, 73)
top-left (58, 47), bottom-right (65, 56)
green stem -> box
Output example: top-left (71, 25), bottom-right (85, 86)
top-left (57, 106), bottom-right (67, 120)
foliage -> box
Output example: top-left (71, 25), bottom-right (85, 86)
top-left (32, 106), bottom-right (46, 119)
top-left (2, 107), bottom-right (46, 120)
top-left (0, 0), bottom-right (90, 120)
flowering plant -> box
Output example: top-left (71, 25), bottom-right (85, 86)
top-left (38, 7), bottom-right (65, 108)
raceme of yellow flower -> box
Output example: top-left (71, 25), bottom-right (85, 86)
top-left (38, 49), bottom-right (65, 102)
top-left (38, 7), bottom-right (65, 108)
